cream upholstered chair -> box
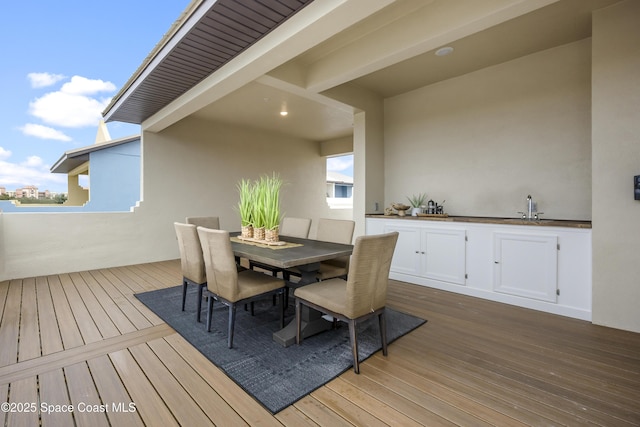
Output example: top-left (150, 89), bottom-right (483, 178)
top-left (280, 217), bottom-right (312, 238)
top-left (315, 218), bottom-right (355, 280)
top-left (285, 218), bottom-right (355, 282)
top-left (186, 216), bottom-right (220, 230)
top-left (294, 231), bottom-right (399, 373)
top-left (174, 222), bottom-right (207, 322)
top-left (250, 217), bottom-right (312, 276)
top-left (187, 216), bottom-right (248, 270)
top-left (197, 227), bottom-right (287, 348)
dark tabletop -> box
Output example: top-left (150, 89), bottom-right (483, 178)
top-left (230, 232), bottom-right (353, 269)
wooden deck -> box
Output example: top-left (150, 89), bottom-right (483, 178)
top-left (1, 260), bottom-right (639, 426)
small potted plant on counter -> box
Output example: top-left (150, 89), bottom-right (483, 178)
top-left (407, 193), bottom-right (427, 216)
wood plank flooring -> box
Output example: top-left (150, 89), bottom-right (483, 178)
top-left (1, 260), bottom-right (639, 426)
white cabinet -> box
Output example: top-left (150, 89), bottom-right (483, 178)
top-left (493, 232), bottom-right (558, 302)
top-left (366, 217), bottom-right (592, 321)
top-left (383, 223), bottom-right (466, 285)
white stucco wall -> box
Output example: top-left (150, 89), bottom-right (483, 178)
top-left (0, 118), bottom-right (351, 281)
top-left (384, 39), bottom-right (592, 220)
top-left (591, 0), bottom-right (640, 333)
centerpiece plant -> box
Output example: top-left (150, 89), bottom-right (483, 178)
top-left (237, 178), bottom-right (254, 238)
top-left (262, 173), bottom-right (284, 242)
top-left (237, 173), bottom-right (284, 242)
top-left (251, 177), bottom-right (267, 241)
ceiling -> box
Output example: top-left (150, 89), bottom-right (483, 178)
top-left (105, 0), bottom-right (621, 142)
top-left (192, 80), bottom-right (354, 141)
top-left (190, 0), bottom-right (619, 141)
top-left (350, 0), bottom-right (619, 98)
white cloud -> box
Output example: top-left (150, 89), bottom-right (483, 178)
top-left (28, 72), bottom-right (65, 88)
top-left (29, 91), bottom-right (112, 128)
top-left (0, 146), bottom-right (11, 160)
top-left (327, 155), bottom-right (354, 172)
top-left (28, 75), bottom-right (116, 128)
top-left (19, 123), bottom-right (72, 141)
top-left (0, 156), bottom-right (66, 191)
top-left (23, 156), bottom-right (45, 168)
top-left (60, 75), bottom-right (116, 95)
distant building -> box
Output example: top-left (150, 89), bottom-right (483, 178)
top-left (0, 121), bottom-right (140, 213)
top-left (326, 171), bottom-right (353, 198)
top-left (326, 171), bottom-right (353, 210)
top-left (16, 185), bottom-right (39, 199)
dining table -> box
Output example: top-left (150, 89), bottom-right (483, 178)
top-left (229, 231), bottom-right (353, 347)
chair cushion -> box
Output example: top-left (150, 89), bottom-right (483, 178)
top-left (316, 262), bottom-right (348, 280)
top-left (235, 270), bottom-right (285, 302)
top-left (294, 278), bottom-right (349, 316)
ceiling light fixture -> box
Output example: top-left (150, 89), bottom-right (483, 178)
top-left (435, 46), bottom-right (454, 57)
top-left (280, 110), bottom-right (288, 117)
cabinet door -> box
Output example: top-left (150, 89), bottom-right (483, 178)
top-left (384, 224), bottom-right (421, 275)
top-left (422, 228), bottom-right (467, 285)
top-left (493, 232), bottom-right (558, 302)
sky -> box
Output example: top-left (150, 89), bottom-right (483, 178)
top-left (0, 1), bottom-right (189, 193)
top-left (0, 1), bottom-right (353, 194)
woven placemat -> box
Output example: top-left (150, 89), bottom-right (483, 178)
top-left (231, 236), bottom-right (303, 250)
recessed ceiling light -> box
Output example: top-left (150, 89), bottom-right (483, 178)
top-left (435, 46), bottom-right (454, 57)
top-left (280, 111), bottom-right (288, 117)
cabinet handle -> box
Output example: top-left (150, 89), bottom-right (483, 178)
top-left (415, 251), bottom-right (419, 254)
top-left (494, 261), bottom-right (499, 264)
top-left (421, 251), bottom-right (425, 254)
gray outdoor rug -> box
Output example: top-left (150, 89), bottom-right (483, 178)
top-left (135, 285), bottom-right (426, 414)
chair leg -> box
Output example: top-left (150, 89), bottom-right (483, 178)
top-left (295, 300), bottom-right (302, 345)
top-left (228, 304), bottom-right (237, 348)
top-left (196, 284), bottom-right (204, 323)
top-left (279, 292), bottom-right (285, 329)
top-left (181, 279), bottom-right (187, 311)
top-left (348, 319), bottom-right (359, 374)
top-left (378, 310), bottom-right (388, 356)
top-left (206, 294), bottom-right (214, 332)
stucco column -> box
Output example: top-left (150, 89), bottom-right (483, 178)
top-left (591, 0), bottom-right (640, 332)
top-left (353, 106), bottom-right (385, 238)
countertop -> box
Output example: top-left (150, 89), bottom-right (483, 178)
top-left (365, 214), bottom-right (592, 229)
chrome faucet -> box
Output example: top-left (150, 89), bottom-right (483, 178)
top-left (518, 194), bottom-right (543, 220)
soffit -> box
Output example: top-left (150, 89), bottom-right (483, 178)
top-left (191, 0), bottom-right (618, 140)
top-left (347, 0), bottom-right (621, 98)
top-left (192, 80), bottom-right (354, 141)
top-left (103, 0), bottom-right (314, 125)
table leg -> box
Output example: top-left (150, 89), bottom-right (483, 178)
top-left (272, 262), bottom-right (332, 347)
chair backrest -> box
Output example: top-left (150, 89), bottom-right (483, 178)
top-left (186, 216), bottom-right (220, 230)
top-left (316, 218), bottom-right (355, 244)
top-left (344, 232), bottom-right (399, 318)
top-left (174, 222), bottom-right (206, 284)
top-left (197, 227), bottom-right (240, 301)
top-left (280, 217), bottom-right (312, 239)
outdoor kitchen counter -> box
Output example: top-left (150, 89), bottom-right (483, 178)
top-left (365, 214), bottom-right (592, 229)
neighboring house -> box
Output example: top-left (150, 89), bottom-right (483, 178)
top-left (326, 171), bottom-right (353, 199)
top-left (1, 1), bottom-right (639, 333)
top-left (326, 171), bottom-right (353, 210)
top-left (0, 133), bottom-right (141, 213)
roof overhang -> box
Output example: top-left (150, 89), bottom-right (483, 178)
top-left (50, 135), bottom-right (141, 174)
top-left (102, 0), bottom-right (314, 125)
